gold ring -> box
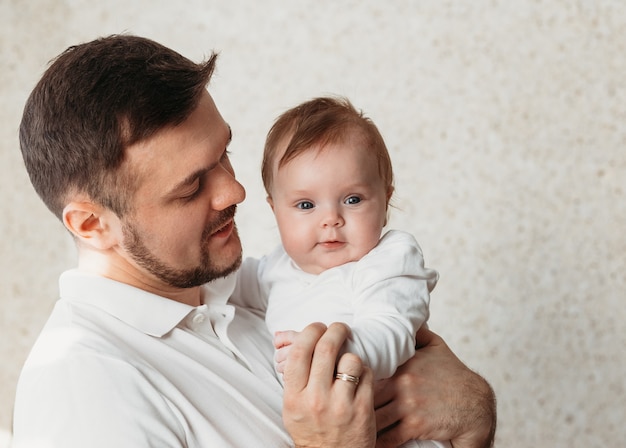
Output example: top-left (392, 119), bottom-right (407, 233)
top-left (335, 372), bottom-right (360, 385)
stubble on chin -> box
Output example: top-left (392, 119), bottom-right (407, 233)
top-left (122, 214), bottom-right (242, 289)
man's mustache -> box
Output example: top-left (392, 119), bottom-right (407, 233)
top-left (205, 205), bottom-right (237, 237)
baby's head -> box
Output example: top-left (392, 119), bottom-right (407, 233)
top-left (262, 96), bottom-right (393, 200)
top-left (262, 96), bottom-right (396, 274)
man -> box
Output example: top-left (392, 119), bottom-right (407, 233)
top-left (13, 34), bottom-right (495, 447)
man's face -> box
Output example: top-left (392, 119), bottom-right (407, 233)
top-left (119, 91), bottom-right (245, 289)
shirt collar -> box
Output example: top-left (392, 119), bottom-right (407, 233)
top-left (58, 269), bottom-right (237, 337)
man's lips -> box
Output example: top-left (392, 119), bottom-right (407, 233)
top-left (207, 205), bottom-right (237, 239)
top-left (211, 219), bottom-right (234, 238)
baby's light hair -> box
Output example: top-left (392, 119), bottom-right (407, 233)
top-left (262, 96), bottom-right (394, 200)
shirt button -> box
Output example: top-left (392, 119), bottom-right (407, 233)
top-left (192, 313), bottom-right (206, 325)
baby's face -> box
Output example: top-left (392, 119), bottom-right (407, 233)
top-left (268, 137), bottom-right (389, 274)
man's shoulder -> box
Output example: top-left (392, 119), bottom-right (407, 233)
top-left (23, 299), bottom-right (140, 372)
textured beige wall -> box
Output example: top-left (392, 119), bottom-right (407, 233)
top-left (1, 1), bottom-right (624, 446)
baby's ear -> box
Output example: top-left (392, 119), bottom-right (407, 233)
top-left (266, 195), bottom-right (275, 212)
top-left (386, 186), bottom-right (395, 204)
top-left (384, 186), bottom-right (395, 227)
top-left (63, 200), bottom-right (120, 250)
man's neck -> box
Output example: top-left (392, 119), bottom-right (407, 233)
top-left (77, 249), bottom-right (203, 307)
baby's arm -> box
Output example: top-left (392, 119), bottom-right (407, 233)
top-left (228, 256), bottom-right (269, 317)
top-left (343, 230), bottom-right (437, 379)
top-left (271, 231), bottom-right (437, 380)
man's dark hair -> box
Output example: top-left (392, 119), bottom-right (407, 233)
top-left (20, 34), bottom-right (218, 219)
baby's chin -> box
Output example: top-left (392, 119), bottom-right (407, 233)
top-left (299, 254), bottom-right (365, 275)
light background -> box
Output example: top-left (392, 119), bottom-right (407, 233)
top-left (1, 1), bottom-right (624, 446)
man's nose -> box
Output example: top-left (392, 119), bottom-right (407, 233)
top-left (209, 166), bottom-right (246, 211)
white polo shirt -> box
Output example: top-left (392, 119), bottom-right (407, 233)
top-left (12, 269), bottom-right (292, 448)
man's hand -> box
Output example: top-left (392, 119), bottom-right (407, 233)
top-left (282, 322), bottom-right (376, 448)
top-left (374, 327), bottom-right (496, 448)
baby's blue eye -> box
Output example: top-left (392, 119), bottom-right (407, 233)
top-left (296, 201), bottom-right (314, 210)
top-left (345, 196), bottom-right (361, 205)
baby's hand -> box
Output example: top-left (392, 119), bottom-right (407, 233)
top-left (273, 330), bottom-right (299, 374)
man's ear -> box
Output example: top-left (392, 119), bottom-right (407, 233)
top-left (62, 201), bottom-right (119, 250)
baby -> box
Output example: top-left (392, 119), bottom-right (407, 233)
top-left (232, 96), bottom-right (449, 447)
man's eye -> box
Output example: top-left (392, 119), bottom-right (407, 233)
top-left (180, 180), bottom-right (201, 201)
top-left (345, 196), bottom-right (361, 205)
top-left (180, 189), bottom-right (199, 202)
top-left (296, 201), bottom-right (314, 210)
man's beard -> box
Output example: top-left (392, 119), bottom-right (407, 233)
top-left (122, 206), bottom-right (242, 289)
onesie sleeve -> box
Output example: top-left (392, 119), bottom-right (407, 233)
top-left (229, 256), bottom-right (269, 317)
top-left (345, 230), bottom-right (438, 380)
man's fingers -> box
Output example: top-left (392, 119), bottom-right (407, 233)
top-left (308, 322), bottom-right (350, 389)
top-left (282, 322), bottom-right (327, 392)
top-left (376, 424), bottom-right (406, 448)
top-left (375, 396), bottom-right (400, 436)
top-left (281, 322), bottom-right (376, 447)
top-left (334, 352), bottom-right (363, 397)
top-left (354, 366), bottom-right (374, 408)
top-left (414, 325), bottom-right (435, 349)
top-left (373, 378), bottom-right (393, 408)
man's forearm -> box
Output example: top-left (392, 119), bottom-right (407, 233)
top-left (374, 328), bottom-right (497, 448)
